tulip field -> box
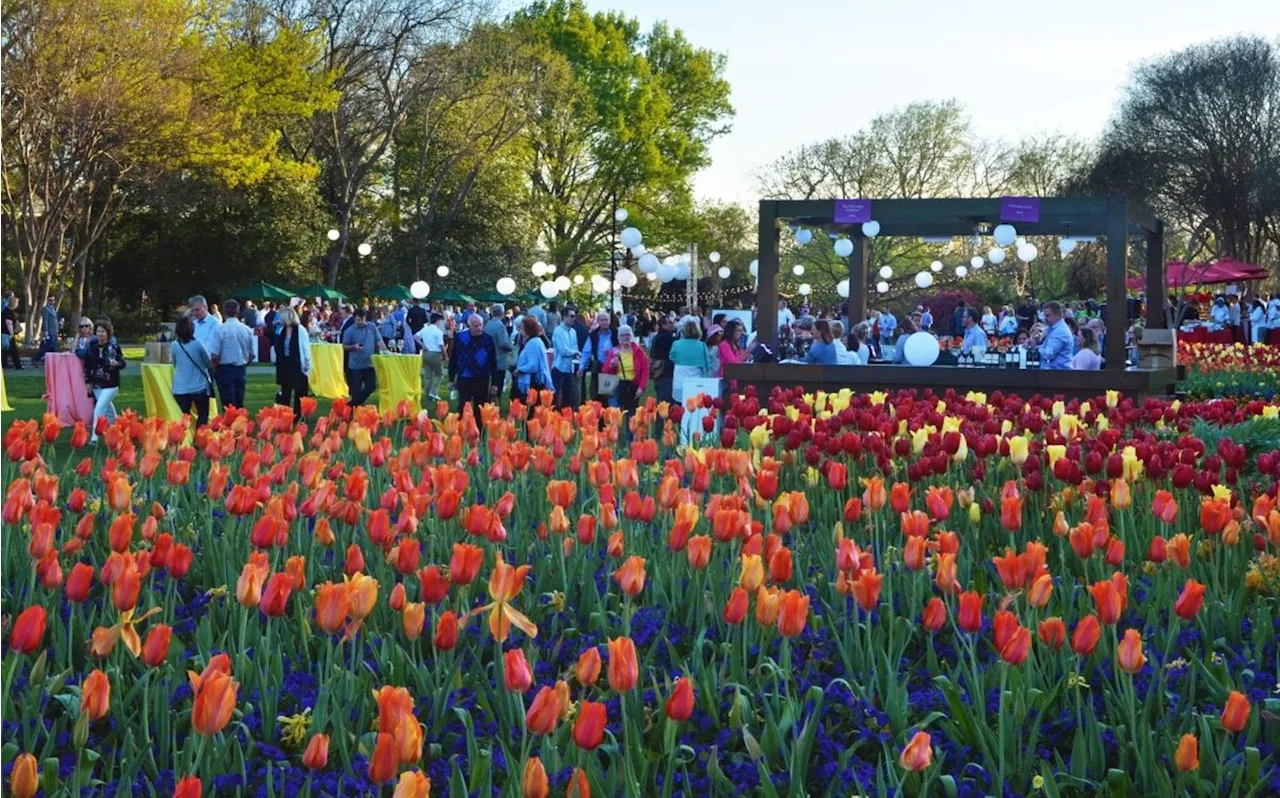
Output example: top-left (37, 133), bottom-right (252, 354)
top-left (3, 387), bottom-right (1280, 797)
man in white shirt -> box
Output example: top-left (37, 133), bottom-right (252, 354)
top-left (776, 299), bottom-right (796, 333)
top-left (1209, 296), bottom-right (1230, 327)
top-left (188, 295), bottom-right (221, 352)
top-left (209, 299), bottom-right (255, 408)
top-left (415, 312), bottom-right (447, 400)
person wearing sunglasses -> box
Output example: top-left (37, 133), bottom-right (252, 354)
top-left (72, 317), bottom-right (96, 355)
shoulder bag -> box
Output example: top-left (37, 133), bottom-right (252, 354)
top-left (177, 341), bottom-right (214, 396)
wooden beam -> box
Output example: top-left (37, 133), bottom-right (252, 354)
top-left (1126, 199), bottom-right (1161, 235)
top-left (1104, 198), bottom-right (1129, 370)
top-left (847, 234), bottom-right (868, 337)
top-left (1145, 220), bottom-right (1166, 329)
top-left (755, 201), bottom-right (780, 346)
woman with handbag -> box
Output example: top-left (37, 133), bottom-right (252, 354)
top-left (273, 307), bottom-right (313, 415)
top-left (601, 325), bottom-right (649, 414)
top-left (79, 319), bottom-right (125, 442)
top-left (514, 316), bottom-right (554, 401)
top-left (172, 315), bottom-right (214, 428)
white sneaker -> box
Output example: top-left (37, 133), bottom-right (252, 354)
top-left (89, 436), bottom-right (98, 444)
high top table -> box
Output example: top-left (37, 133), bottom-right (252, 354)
top-left (44, 351), bottom-right (94, 425)
top-left (308, 342), bottom-right (349, 400)
top-left (372, 353), bottom-right (423, 414)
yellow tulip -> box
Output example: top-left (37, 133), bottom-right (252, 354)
top-left (749, 425), bottom-right (770, 450)
top-left (1263, 405), bottom-right (1278, 420)
top-left (969, 503), bottom-right (981, 524)
top-left (1008, 436), bottom-right (1029, 465)
top-left (952, 435), bottom-right (968, 462)
top-left (965, 391), bottom-right (987, 404)
top-left (1001, 419), bottom-right (1013, 435)
top-left (935, 400), bottom-right (946, 414)
top-left (1096, 415), bottom-right (1110, 432)
top-left (1045, 445), bottom-right (1066, 468)
top-left (1051, 400), bottom-right (1065, 419)
top-left (869, 391), bottom-right (887, 405)
top-left (1211, 484), bottom-right (1232, 502)
top-left (1121, 446), bottom-right (1143, 482)
top-left (1058, 414), bottom-right (1081, 440)
top-left (942, 416), bottom-right (962, 434)
top-left (912, 428), bottom-right (932, 455)
top-left (1105, 390), bottom-right (1119, 409)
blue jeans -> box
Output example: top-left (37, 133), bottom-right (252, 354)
top-left (215, 363), bottom-right (247, 409)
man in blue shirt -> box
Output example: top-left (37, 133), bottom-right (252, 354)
top-left (878, 308), bottom-right (897, 346)
top-left (960, 308), bottom-right (989, 354)
top-left (551, 306), bottom-right (581, 410)
top-left (920, 305), bottom-right (933, 331)
top-left (1035, 301), bottom-right (1073, 369)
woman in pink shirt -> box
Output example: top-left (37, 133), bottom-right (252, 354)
top-left (717, 318), bottom-right (747, 377)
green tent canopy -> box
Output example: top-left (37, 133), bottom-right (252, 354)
top-left (470, 290), bottom-right (512, 304)
top-left (430, 288), bottom-right (475, 304)
top-left (293, 283), bottom-right (347, 301)
top-left (370, 284), bottom-right (413, 300)
top-left (229, 281), bottom-right (293, 301)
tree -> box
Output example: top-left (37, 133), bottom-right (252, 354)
top-left (1085, 36), bottom-right (1280, 271)
top-left (1, 0), bottom-right (334, 335)
top-left (513, 0), bottom-right (733, 274)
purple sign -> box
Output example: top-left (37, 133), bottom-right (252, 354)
top-left (1000, 196), bottom-right (1041, 223)
top-left (834, 199), bottom-right (872, 224)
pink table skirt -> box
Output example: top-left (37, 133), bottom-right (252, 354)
top-left (44, 351), bottom-right (94, 426)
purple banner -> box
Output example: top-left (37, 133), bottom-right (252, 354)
top-left (834, 199), bottom-right (872, 224)
top-left (1000, 196), bottom-right (1041, 223)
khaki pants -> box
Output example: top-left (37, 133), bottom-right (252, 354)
top-left (423, 351), bottom-right (444, 398)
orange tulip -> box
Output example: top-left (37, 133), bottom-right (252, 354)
top-left (900, 510), bottom-right (930, 538)
top-left (143, 624), bottom-right (172, 667)
top-left (723, 586), bottom-right (749, 625)
top-left (573, 701), bottom-right (607, 750)
top-left (1151, 490), bottom-right (1178, 524)
top-left (303, 733), bottom-right (330, 770)
top-left (368, 732), bottom-right (399, 783)
top-left (934, 552), bottom-right (958, 593)
top-left (849, 570), bottom-right (882, 613)
top-left (260, 573), bottom-right (293, 617)
top-left (191, 671), bottom-right (238, 736)
top-left (1088, 578), bottom-right (1123, 625)
top-left (10, 754), bottom-right (38, 798)
top-left (433, 610), bottom-right (458, 651)
top-left (1117, 628), bottom-right (1145, 674)
top-left (861, 477), bottom-right (886, 511)
top-left (1200, 498), bottom-right (1231, 535)
top-left (613, 556), bottom-right (646, 596)
top-left (522, 757), bottom-right (550, 798)
top-left (568, 768), bottom-right (590, 798)
top-left (81, 668), bottom-right (111, 720)
top-left (739, 554), bottom-right (764, 592)
top-left (958, 591), bottom-right (984, 633)
top-left (1000, 494), bottom-right (1023, 531)
top-left (525, 685), bottom-right (560, 735)
top-left (402, 602), bottom-right (425, 641)
top-left (686, 536), bottom-right (712, 569)
top-left (1221, 690), bottom-right (1250, 733)
top-left (1167, 533), bottom-right (1192, 569)
top-left (1027, 573), bottom-right (1054, 608)
top-left (1071, 614), bottom-right (1101, 655)
top-left (924, 486), bottom-right (952, 521)
top-left (1037, 617), bottom-right (1066, 649)
top-left (106, 473), bottom-right (132, 513)
top-left (898, 730), bottom-right (932, 772)
top-left (9, 605), bottom-right (47, 654)
top-left (314, 582), bottom-right (350, 635)
top-left (347, 572), bottom-right (379, 621)
top-left (776, 589), bottom-right (809, 637)
top-left (1110, 478), bottom-right (1131, 510)
top-left (1174, 733), bottom-right (1198, 772)
top-left (607, 636), bottom-right (639, 692)
top-left (902, 536), bottom-right (927, 571)
top-left (1174, 579), bottom-right (1206, 620)
top-left (449, 543), bottom-right (484, 586)
top-left (922, 597), bottom-right (947, 633)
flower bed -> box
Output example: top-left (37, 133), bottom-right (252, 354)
top-left (1179, 341), bottom-right (1280, 399)
top-left (3, 388), bottom-right (1280, 797)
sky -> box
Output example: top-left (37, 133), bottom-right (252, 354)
top-left (587, 0), bottom-right (1280, 206)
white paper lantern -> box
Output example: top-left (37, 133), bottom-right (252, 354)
top-left (709, 251), bottom-right (721, 263)
top-left (540, 280), bottom-right (559, 298)
top-left (545, 263), bottom-right (557, 274)
top-left (357, 242), bottom-right (372, 257)
top-left (615, 207), bottom-right (629, 222)
top-left (798, 283), bottom-right (812, 295)
top-left (795, 228), bottom-right (813, 245)
top-left (410, 280), bottom-right (430, 299)
top-left (590, 274), bottom-right (611, 293)
top-left (630, 245), bottom-right (646, 257)
top-left (836, 278), bottom-right (850, 298)
top-left (876, 280), bottom-right (890, 293)
top-left (955, 265), bottom-right (969, 278)
top-left (749, 259), bottom-right (759, 277)
top-left (970, 256), bottom-right (984, 269)
top-left (620, 227), bottom-right (642, 249)
top-left (1016, 237), bottom-right (1027, 247)
top-left (326, 229), bottom-right (340, 241)
top-left (930, 260), bottom-right (942, 272)
top-left (436, 266), bottom-right (450, 277)
top-left (1058, 238), bottom-right (1076, 255)
top-left (993, 224), bottom-right (1017, 247)
top-left (1017, 244), bottom-right (1038, 263)
top-left (717, 266), bottom-right (731, 279)
top-left (861, 220), bottom-right (881, 238)
top-left (792, 264), bottom-right (805, 276)
top-left (879, 266), bottom-right (893, 279)
top-left (834, 238), bottom-right (854, 257)
top-left (573, 275), bottom-right (584, 285)
top-left (496, 277), bottom-right (516, 295)
top-left (902, 331), bottom-right (941, 366)
top-left (915, 271), bottom-right (934, 289)
top-left (675, 262), bottom-right (690, 281)
top-left (551, 276), bottom-right (569, 291)
top-left (532, 261), bottom-right (547, 277)
top-left (988, 247), bottom-right (1006, 265)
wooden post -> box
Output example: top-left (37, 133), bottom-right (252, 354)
top-left (1145, 220), bottom-right (1165, 329)
top-left (1104, 198), bottom-right (1129, 370)
top-left (848, 234), bottom-right (868, 333)
top-left (756, 201), bottom-right (780, 346)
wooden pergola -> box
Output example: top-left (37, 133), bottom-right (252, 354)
top-left (728, 195), bottom-right (1179, 399)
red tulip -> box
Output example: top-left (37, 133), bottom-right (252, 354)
top-left (573, 700), bottom-right (607, 750)
top-left (607, 637), bottom-right (638, 692)
top-left (9, 605), bottom-right (47, 654)
top-left (1173, 579), bottom-right (1206, 620)
top-left (503, 648), bottom-right (533, 693)
top-left (1071, 614), bottom-right (1101, 655)
top-left (922, 597), bottom-right (946, 633)
top-left (665, 676), bottom-right (695, 722)
top-left (957, 591), bottom-right (984, 633)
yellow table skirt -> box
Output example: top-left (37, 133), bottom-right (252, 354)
top-left (0, 369), bottom-right (11, 412)
top-left (373, 353), bottom-right (422, 414)
top-left (310, 343), bottom-right (349, 400)
top-left (141, 363), bottom-right (219, 422)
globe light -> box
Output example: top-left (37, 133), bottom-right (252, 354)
top-left (410, 280), bottom-right (430, 299)
top-left (717, 266), bottom-right (730, 279)
top-left (590, 274), bottom-right (611, 293)
top-left (914, 271), bottom-right (933, 289)
top-left (545, 263), bottom-right (557, 274)
top-left (532, 261), bottom-right (547, 277)
top-left (834, 238), bottom-right (854, 257)
top-left (955, 265), bottom-right (969, 278)
top-left (876, 281), bottom-right (889, 293)
top-left (798, 283), bottom-right (811, 295)
top-left (795, 229), bottom-right (813, 245)
top-left (326, 229), bottom-right (340, 241)
top-left (879, 266), bottom-right (893, 279)
top-left (792, 264), bottom-right (805, 276)
top-left (930, 260), bottom-right (942, 272)
top-left (970, 256), bottom-right (984, 269)
top-left (709, 251), bottom-right (721, 263)
top-left (496, 277), bottom-right (516, 295)
top-left (357, 242), bottom-right (372, 257)
top-left (554, 275), bottom-right (571, 291)
top-left (436, 265), bottom-right (450, 277)
top-left (540, 280), bottom-right (559, 299)
top-left (573, 274), bottom-right (584, 285)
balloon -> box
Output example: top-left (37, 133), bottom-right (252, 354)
top-left (915, 271), bottom-right (934, 289)
top-left (573, 274), bottom-right (584, 285)
top-left (1016, 237), bottom-right (1027, 247)
top-left (930, 260), bottom-right (942, 272)
top-left (675, 262), bottom-right (690, 281)
top-left (638, 253), bottom-right (659, 273)
top-left (496, 277), bottom-right (516, 295)
top-left (590, 275), bottom-right (611, 293)
top-left (902, 332), bottom-right (941, 366)
top-left (619, 227), bottom-right (642, 249)
top-left (657, 263), bottom-right (676, 283)
top-left (357, 242), bottom-right (372, 257)
top-left (1058, 238), bottom-right (1076, 255)
top-left (630, 245), bottom-right (646, 257)
top-left (861, 220), bottom-right (880, 238)
top-left (955, 265), bottom-right (968, 277)
top-left (792, 264), bottom-right (805, 276)
top-left (876, 281), bottom-right (889, 293)
top-left (837, 278), bottom-right (850, 298)
top-left (834, 238), bottom-right (854, 257)
top-left (717, 266), bottom-right (731, 279)
top-left (540, 281), bottom-right (559, 299)
top-left (617, 269), bottom-right (638, 288)
top-left (326, 229), bottom-right (340, 241)
top-left (993, 224), bottom-right (1016, 247)
top-left (436, 265), bottom-right (450, 277)
top-left (795, 228), bottom-right (813, 245)
top-left (970, 256), bottom-right (984, 269)
top-left (798, 283), bottom-right (811, 295)
top-left (531, 262), bottom-right (546, 277)
top-left (410, 280), bottom-right (430, 299)
top-left (749, 259), bottom-right (759, 277)
top-left (879, 266), bottom-right (893, 279)
top-left (1017, 244), bottom-right (1038, 262)
top-left (554, 276), bottom-right (571, 291)
top-left (988, 247), bottom-right (1006, 264)
top-left (615, 207), bottom-right (629, 222)
top-left (709, 251), bottom-right (721, 263)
